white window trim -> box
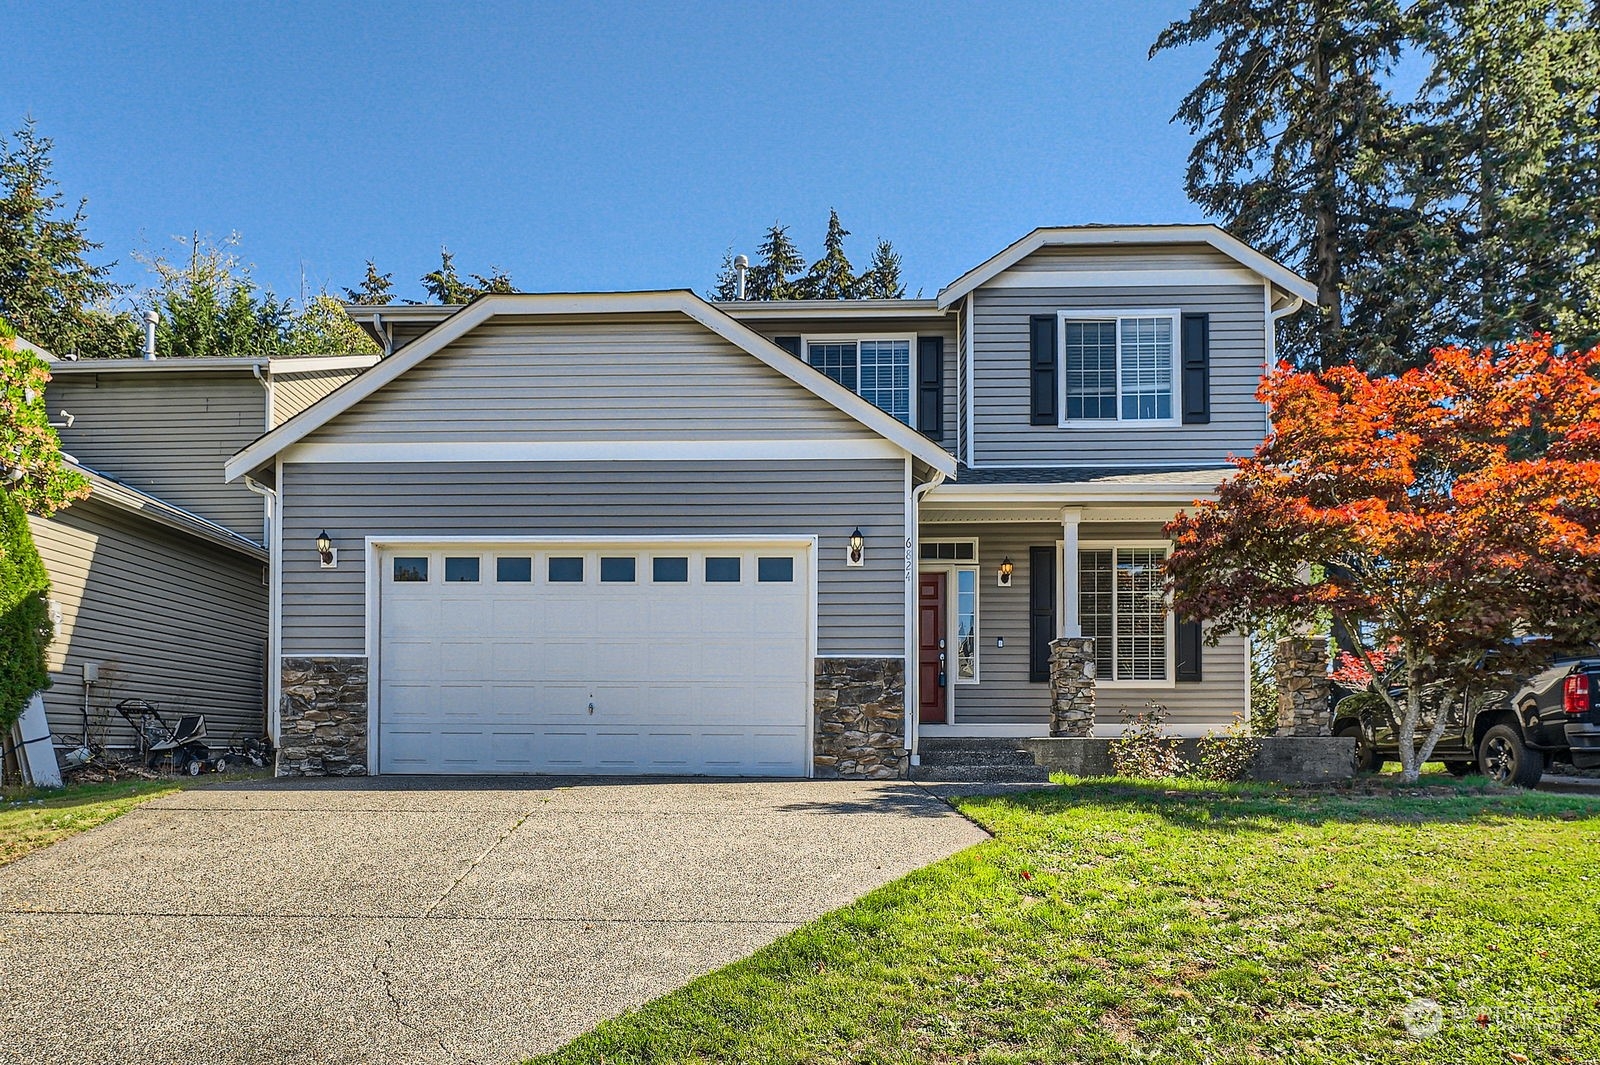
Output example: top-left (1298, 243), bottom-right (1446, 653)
top-left (1069, 538), bottom-right (1176, 689)
top-left (1056, 309), bottom-right (1183, 429)
top-left (803, 332), bottom-right (917, 424)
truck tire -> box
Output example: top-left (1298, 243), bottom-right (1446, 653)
top-left (1338, 723), bottom-right (1380, 774)
top-left (1477, 723), bottom-right (1544, 788)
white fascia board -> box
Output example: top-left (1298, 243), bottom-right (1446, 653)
top-left (282, 438), bottom-right (905, 464)
top-left (716, 299), bottom-right (947, 320)
top-left (70, 464), bottom-right (268, 560)
top-left (927, 480), bottom-right (1224, 506)
top-left (267, 354), bottom-right (382, 374)
top-left (228, 291), bottom-right (956, 483)
top-left (47, 357), bottom-right (271, 373)
top-left (935, 226), bottom-right (1318, 308)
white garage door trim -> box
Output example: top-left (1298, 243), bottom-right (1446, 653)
top-left (364, 535), bottom-right (819, 776)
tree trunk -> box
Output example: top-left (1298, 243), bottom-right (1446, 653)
top-left (1310, 11), bottom-right (1344, 368)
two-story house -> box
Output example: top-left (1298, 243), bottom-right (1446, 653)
top-left (225, 224), bottom-right (1314, 779)
top-left (29, 353), bottom-right (376, 762)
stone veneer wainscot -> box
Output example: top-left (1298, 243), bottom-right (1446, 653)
top-left (278, 656), bottom-right (369, 776)
top-left (813, 657), bottom-right (907, 779)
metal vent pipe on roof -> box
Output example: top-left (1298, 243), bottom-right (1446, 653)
top-left (141, 309), bottom-right (159, 360)
top-left (734, 254), bottom-right (749, 301)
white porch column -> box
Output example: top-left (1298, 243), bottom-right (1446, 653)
top-left (1060, 506), bottom-right (1081, 637)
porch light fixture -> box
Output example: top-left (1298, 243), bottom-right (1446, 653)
top-left (316, 530), bottom-right (338, 569)
top-left (997, 556), bottom-right (1014, 587)
top-left (847, 527), bottom-right (865, 568)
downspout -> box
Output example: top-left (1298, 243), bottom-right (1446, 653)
top-left (906, 467), bottom-right (948, 766)
top-left (372, 311), bottom-right (393, 358)
top-left (244, 474), bottom-right (280, 751)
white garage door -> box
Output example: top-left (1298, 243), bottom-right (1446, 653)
top-left (375, 541), bottom-right (812, 776)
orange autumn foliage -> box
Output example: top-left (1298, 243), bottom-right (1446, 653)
top-left (1166, 337), bottom-right (1600, 774)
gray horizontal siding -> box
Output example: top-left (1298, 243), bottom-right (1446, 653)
top-left (302, 316), bottom-right (879, 445)
top-left (47, 371), bottom-right (268, 540)
top-left (1004, 243), bottom-right (1241, 274)
top-left (928, 521), bottom-right (1248, 728)
top-left (280, 460), bottom-right (908, 658)
top-left (740, 315), bottom-right (959, 452)
top-left (970, 284), bottom-right (1268, 466)
top-left (270, 368), bottom-right (367, 427)
top-left (30, 497), bottom-right (268, 752)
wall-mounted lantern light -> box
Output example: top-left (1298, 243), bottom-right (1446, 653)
top-left (316, 530), bottom-right (338, 569)
top-left (997, 556), bottom-right (1014, 587)
top-left (847, 527), bottom-right (865, 568)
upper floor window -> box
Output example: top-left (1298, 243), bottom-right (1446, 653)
top-left (805, 335), bottom-right (912, 424)
top-left (1060, 312), bottom-right (1179, 425)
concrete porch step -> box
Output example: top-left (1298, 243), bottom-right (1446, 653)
top-left (916, 738), bottom-right (1039, 768)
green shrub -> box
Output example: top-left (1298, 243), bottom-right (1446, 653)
top-left (1109, 703), bottom-right (1186, 779)
top-left (1191, 714), bottom-right (1262, 781)
top-left (0, 488), bottom-right (51, 733)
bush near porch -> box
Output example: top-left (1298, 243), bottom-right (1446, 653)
top-left (533, 778), bottom-right (1600, 1065)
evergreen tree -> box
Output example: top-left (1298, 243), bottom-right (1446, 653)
top-left (1152, 1), bottom-right (1412, 368)
top-left (343, 260), bottom-right (394, 306)
top-left (858, 239), bottom-right (907, 299)
top-left (0, 484), bottom-right (52, 735)
top-left (137, 234), bottom-right (287, 359)
top-left (1407, 0), bottom-right (1600, 350)
top-left (800, 210), bottom-right (858, 299)
top-left (421, 247), bottom-right (473, 304)
top-left (468, 267), bottom-right (516, 295)
top-left (0, 119), bottom-right (131, 358)
top-left (746, 223), bottom-right (805, 301)
top-left (709, 248), bottom-right (741, 301)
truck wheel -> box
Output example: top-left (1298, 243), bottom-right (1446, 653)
top-left (1338, 724), bottom-right (1380, 774)
top-left (1477, 724), bottom-right (1544, 788)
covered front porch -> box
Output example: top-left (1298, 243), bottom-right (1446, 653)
top-left (911, 468), bottom-right (1251, 754)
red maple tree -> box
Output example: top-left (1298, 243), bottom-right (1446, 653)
top-left (1166, 337), bottom-right (1600, 781)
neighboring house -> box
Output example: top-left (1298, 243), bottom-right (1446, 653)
top-left (227, 224), bottom-right (1315, 779)
top-left (32, 354), bottom-right (377, 758)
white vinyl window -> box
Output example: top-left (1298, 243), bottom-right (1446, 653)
top-left (1079, 545), bottom-right (1171, 683)
top-left (954, 568), bottom-right (978, 681)
top-left (1059, 311), bottom-right (1179, 425)
top-left (804, 335), bottom-right (913, 424)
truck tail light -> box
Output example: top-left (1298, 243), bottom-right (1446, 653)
top-left (1563, 674), bottom-right (1591, 715)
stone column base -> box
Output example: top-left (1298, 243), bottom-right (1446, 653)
top-left (279, 656), bottom-right (369, 776)
top-left (1274, 636), bottom-right (1331, 736)
top-left (1048, 637), bottom-right (1097, 737)
top-left (813, 657), bottom-right (907, 779)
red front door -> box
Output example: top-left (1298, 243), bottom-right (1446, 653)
top-left (918, 572), bottom-right (948, 724)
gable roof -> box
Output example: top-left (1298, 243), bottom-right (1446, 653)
top-left (226, 290), bottom-right (956, 482)
top-left (936, 224), bottom-right (1318, 309)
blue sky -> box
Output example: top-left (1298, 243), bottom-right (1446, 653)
top-left (5, 1), bottom-right (1211, 305)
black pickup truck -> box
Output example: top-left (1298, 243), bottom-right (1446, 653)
top-left (1331, 655), bottom-right (1600, 786)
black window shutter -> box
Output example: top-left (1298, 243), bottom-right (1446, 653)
top-left (916, 335), bottom-right (944, 439)
top-left (775, 336), bottom-right (802, 359)
top-left (1176, 619), bottom-right (1203, 682)
top-left (1029, 315), bottom-right (1057, 425)
top-left (1028, 546), bottom-right (1056, 682)
top-left (1181, 314), bottom-right (1210, 424)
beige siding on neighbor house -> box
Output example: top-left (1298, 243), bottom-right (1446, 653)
top-left (969, 282), bottom-right (1268, 466)
top-left (279, 459), bottom-right (910, 658)
top-left (925, 521), bottom-right (1248, 729)
top-left (270, 367), bottom-right (369, 427)
top-left (30, 497), bottom-right (268, 752)
top-left (47, 371), bottom-right (268, 539)
top-left (298, 316), bottom-right (885, 446)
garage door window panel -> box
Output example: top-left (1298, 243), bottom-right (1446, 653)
top-left (496, 556), bottom-right (532, 582)
top-left (758, 556), bottom-right (794, 582)
top-left (706, 557), bottom-right (741, 583)
top-left (548, 557), bottom-right (584, 583)
top-left (652, 556), bottom-right (689, 583)
top-left (393, 557), bottom-right (429, 582)
top-left (445, 556), bottom-right (480, 582)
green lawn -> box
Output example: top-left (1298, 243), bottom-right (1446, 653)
top-left (0, 777), bottom-right (194, 866)
top-left (534, 778), bottom-right (1600, 1064)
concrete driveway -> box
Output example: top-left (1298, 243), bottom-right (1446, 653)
top-left (0, 776), bottom-right (987, 1065)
